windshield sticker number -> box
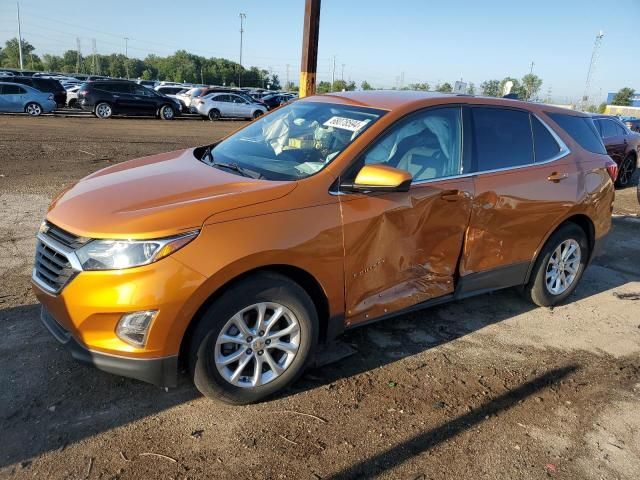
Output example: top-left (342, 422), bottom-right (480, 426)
top-left (323, 116), bottom-right (370, 132)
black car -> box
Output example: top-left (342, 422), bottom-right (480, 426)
top-left (9, 76), bottom-right (66, 107)
top-left (77, 80), bottom-right (181, 120)
top-left (260, 93), bottom-right (293, 110)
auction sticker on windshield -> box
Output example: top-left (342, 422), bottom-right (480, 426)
top-left (323, 116), bottom-right (370, 132)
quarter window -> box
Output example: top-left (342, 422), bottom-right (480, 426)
top-left (359, 107), bottom-right (462, 182)
top-left (0, 84), bottom-right (25, 94)
top-left (471, 107), bottom-right (534, 171)
top-left (531, 116), bottom-right (560, 162)
top-left (547, 113), bottom-right (606, 155)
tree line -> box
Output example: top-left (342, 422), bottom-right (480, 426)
top-left (0, 37), bottom-right (282, 89)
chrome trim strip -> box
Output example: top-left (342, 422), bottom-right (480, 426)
top-left (36, 232), bottom-right (83, 271)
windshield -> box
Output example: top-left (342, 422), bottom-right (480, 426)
top-left (207, 102), bottom-right (384, 180)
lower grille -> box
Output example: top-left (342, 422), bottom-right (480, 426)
top-left (34, 240), bottom-right (76, 293)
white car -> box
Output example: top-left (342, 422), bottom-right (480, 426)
top-left (192, 92), bottom-right (267, 121)
top-left (176, 87), bottom-right (202, 109)
top-left (66, 85), bottom-right (81, 108)
top-left (154, 85), bottom-right (188, 110)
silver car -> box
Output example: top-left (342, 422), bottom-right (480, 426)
top-left (193, 92), bottom-right (267, 121)
top-left (0, 82), bottom-right (57, 116)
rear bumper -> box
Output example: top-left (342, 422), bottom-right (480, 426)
top-left (40, 305), bottom-right (178, 387)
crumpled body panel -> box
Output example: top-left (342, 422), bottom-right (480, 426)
top-left (340, 178), bottom-right (474, 326)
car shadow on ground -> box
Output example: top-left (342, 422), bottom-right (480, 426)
top-left (1, 218), bottom-right (637, 469)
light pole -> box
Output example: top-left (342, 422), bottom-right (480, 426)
top-left (124, 37), bottom-right (129, 78)
top-left (238, 13), bottom-right (246, 87)
top-left (16, 2), bottom-right (24, 70)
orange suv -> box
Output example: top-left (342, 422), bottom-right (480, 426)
top-left (33, 91), bottom-right (616, 404)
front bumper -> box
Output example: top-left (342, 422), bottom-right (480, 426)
top-left (40, 305), bottom-right (178, 386)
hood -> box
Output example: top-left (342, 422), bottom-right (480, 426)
top-left (47, 148), bottom-right (296, 239)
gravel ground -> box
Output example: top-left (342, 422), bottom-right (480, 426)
top-left (0, 115), bottom-right (639, 480)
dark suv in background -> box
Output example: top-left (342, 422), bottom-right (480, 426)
top-left (9, 76), bottom-right (66, 107)
top-left (77, 80), bottom-right (181, 120)
top-left (592, 114), bottom-right (640, 187)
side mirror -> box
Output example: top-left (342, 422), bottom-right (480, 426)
top-left (341, 164), bottom-right (412, 193)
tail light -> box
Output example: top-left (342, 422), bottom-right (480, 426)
top-left (605, 158), bottom-right (618, 182)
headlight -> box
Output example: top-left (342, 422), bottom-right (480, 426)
top-left (76, 230), bottom-right (198, 270)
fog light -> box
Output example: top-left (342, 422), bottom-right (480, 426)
top-left (116, 310), bottom-right (157, 347)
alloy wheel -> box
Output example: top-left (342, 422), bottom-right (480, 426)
top-left (96, 103), bottom-right (112, 118)
top-left (26, 103), bottom-right (42, 116)
top-left (214, 302), bottom-right (301, 388)
top-left (162, 106), bottom-right (174, 119)
top-left (545, 239), bottom-right (581, 295)
top-left (618, 157), bottom-right (635, 187)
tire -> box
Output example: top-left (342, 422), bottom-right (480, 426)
top-left (159, 104), bottom-right (175, 120)
top-left (208, 109), bottom-right (220, 121)
top-left (252, 110), bottom-right (264, 120)
top-left (189, 272), bottom-right (318, 405)
top-left (94, 102), bottom-right (112, 119)
top-left (522, 223), bottom-right (589, 307)
top-left (25, 102), bottom-right (43, 116)
top-left (68, 99), bottom-right (78, 109)
top-left (615, 154), bottom-right (636, 188)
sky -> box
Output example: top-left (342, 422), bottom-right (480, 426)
top-left (0, 0), bottom-right (638, 103)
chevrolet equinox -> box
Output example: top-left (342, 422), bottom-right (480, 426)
top-left (33, 91), bottom-right (616, 404)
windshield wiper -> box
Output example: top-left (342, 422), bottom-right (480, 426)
top-left (199, 145), bottom-right (263, 179)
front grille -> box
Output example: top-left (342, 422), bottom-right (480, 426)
top-left (34, 240), bottom-right (76, 293)
top-left (43, 222), bottom-right (88, 249)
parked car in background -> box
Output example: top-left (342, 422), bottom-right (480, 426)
top-left (33, 92), bottom-right (616, 404)
top-left (8, 76), bottom-right (66, 107)
top-left (66, 85), bottom-right (81, 108)
top-left (77, 80), bottom-right (182, 120)
top-left (592, 114), bottom-right (639, 187)
top-left (192, 92), bottom-right (267, 120)
top-left (0, 81), bottom-right (56, 115)
top-left (154, 85), bottom-right (188, 110)
top-left (260, 93), bottom-right (294, 110)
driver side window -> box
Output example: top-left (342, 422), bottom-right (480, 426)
top-left (361, 107), bottom-right (462, 182)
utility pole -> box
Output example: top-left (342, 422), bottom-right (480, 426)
top-left (92, 38), bottom-right (98, 75)
top-left (16, 2), bottom-right (24, 70)
top-left (341, 63), bottom-right (345, 82)
top-left (124, 37), bottom-right (129, 78)
top-left (299, 0), bottom-right (321, 97)
top-left (285, 64), bottom-right (290, 91)
top-left (331, 55), bottom-right (336, 89)
top-left (582, 31), bottom-right (604, 111)
top-left (238, 13), bottom-right (246, 87)
top-left (76, 37), bottom-right (82, 74)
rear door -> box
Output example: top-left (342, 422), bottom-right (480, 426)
top-left (212, 94), bottom-right (234, 117)
top-left (340, 106), bottom-right (474, 325)
top-left (461, 106), bottom-right (576, 288)
top-left (2, 84), bottom-right (27, 112)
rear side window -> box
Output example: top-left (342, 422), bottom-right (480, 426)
top-left (0, 84), bottom-right (25, 94)
top-left (471, 107), bottom-right (534, 171)
top-left (598, 119), bottom-right (617, 138)
top-left (531, 116), bottom-right (560, 161)
top-left (547, 113), bottom-right (606, 155)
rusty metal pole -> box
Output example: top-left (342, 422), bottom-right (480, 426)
top-left (299, 0), bottom-right (320, 98)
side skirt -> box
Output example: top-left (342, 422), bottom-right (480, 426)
top-left (339, 261), bottom-right (530, 334)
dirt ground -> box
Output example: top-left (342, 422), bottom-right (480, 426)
top-left (0, 114), bottom-right (639, 480)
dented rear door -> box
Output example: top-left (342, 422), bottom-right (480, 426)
top-left (340, 177), bottom-right (474, 327)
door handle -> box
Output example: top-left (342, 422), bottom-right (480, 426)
top-left (113, 95), bottom-right (120, 98)
top-left (547, 172), bottom-right (568, 183)
top-left (440, 189), bottom-right (468, 201)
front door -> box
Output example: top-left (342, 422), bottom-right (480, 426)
top-left (339, 106), bottom-right (474, 325)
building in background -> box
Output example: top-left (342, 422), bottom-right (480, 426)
top-left (606, 90), bottom-right (640, 107)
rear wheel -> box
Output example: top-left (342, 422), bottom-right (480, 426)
top-left (159, 104), bottom-right (175, 120)
top-left (189, 273), bottom-right (318, 404)
top-left (94, 102), bottom-right (112, 119)
top-left (25, 102), bottom-right (43, 116)
top-left (208, 109), bottom-right (220, 121)
top-left (616, 154), bottom-right (636, 188)
top-left (523, 223), bottom-right (589, 307)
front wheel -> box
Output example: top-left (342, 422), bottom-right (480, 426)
top-left (252, 110), bottom-right (264, 120)
top-left (522, 223), bottom-right (589, 307)
top-left (159, 104), bottom-right (175, 120)
top-left (616, 154), bottom-right (636, 188)
top-left (25, 102), bottom-right (43, 116)
top-left (189, 273), bottom-right (318, 404)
